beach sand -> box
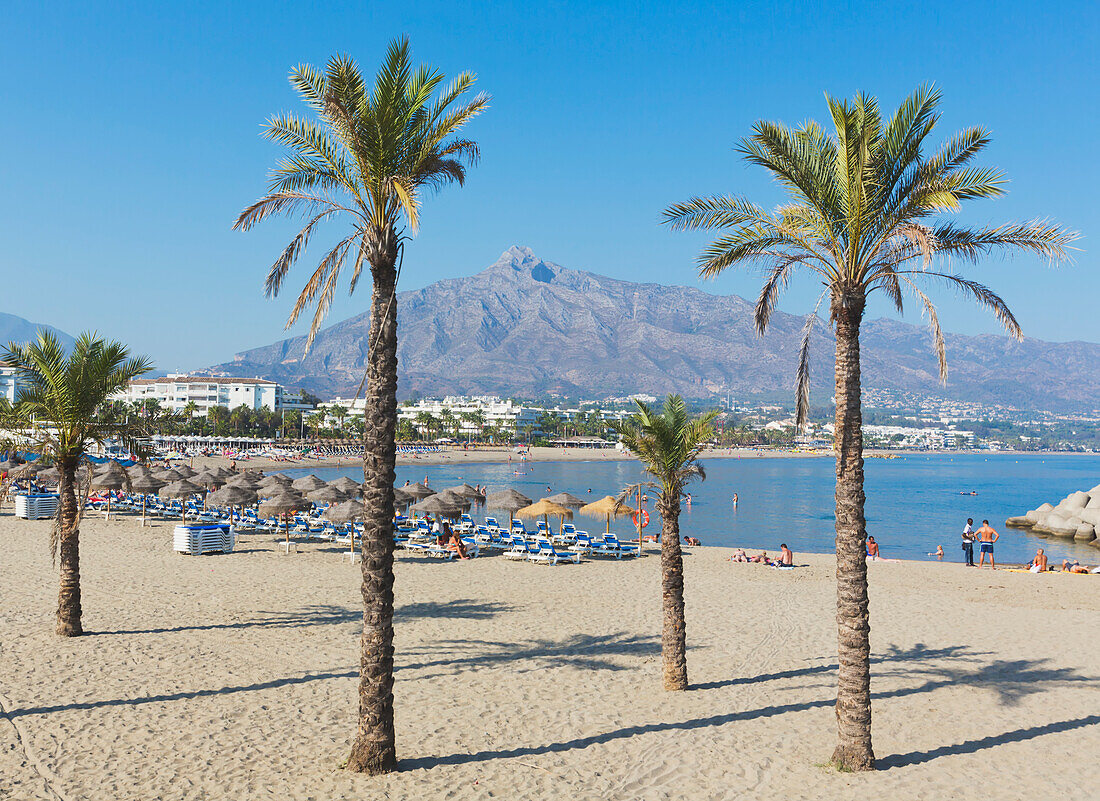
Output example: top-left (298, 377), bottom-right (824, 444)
top-left (2, 514), bottom-right (1098, 800)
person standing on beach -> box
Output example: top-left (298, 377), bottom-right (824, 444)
top-left (961, 518), bottom-right (976, 566)
top-left (976, 520), bottom-right (999, 569)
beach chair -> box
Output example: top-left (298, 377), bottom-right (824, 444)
top-left (570, 531), bottom-right (595, 556)
top-left (530, 538), bottom-right (582, 565)
top-left (602, 533), bottom-right (639, 558)
top-left (403, 542), bottom-right (457, 560)
top-left (502, 535), bottom-right (530, 561)
top-left (484, 516), bottom-right (501, 534)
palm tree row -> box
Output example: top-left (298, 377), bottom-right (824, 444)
top-left (230, 51), bottom-right (1074, 778)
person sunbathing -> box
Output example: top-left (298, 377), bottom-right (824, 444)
top-left (1028, 548), bottom-right (1048, 573)
top-left (730, 548), bottom-right (749, 562)
top-left (751, 551), bottom-right (770, 564)
top-left (448, 530), bottom-right (470, 559)
top-left (1062, 559), bottom-right (1092, 574)
top-left (683, 535), bottom-right (701, 546)
top-left (779, 543), bottom-right (793, 566)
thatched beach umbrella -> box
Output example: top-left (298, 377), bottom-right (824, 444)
top-left (485, 488), bottom-right (532, 531)
top-left (156, 467), bottom-right (185, 482)
top-left (227, 471), bottom-right (265, 489)
top-left (292, 474), bottom-right (327, 492)
top-left (436, 489), bottom-right (472, 510)
top-left (259, 490), bottom-right (310, 550)
top-left (36, 466), bottom-right (61, 485)
top-left (515, 499), bottom-right (570, 535)
top-left (409, 494), bottom-right (463, 520)
top-left (208, 486), bottom-right (258, 522)
top-left (547, 492), bottom-right (586, 533)
top-left (191, 469), bottom-right (221, 488)
top-left (259, 474), bottom-right (293, 494)
top-left (445, 483), bottom-right (482, 499)
top-left (324, 499), bottom-right (367, 559)
top-left (580, 495), bottom-right (634, 534)
top-left (159, 479), bottom-right (205, 522)
top-left (308, 485), bottom-right (346, 505)
top-left (129, 472), bottom-right (165, 525)
top-left (402, 482), bottom-right (436, 499)
top-left (393, 487), bottom-right (413, 508)
top-left (173, 465), bottom-right (197, 479)
top-left (211, 465), bottom-right (237, 480)
top-left (329, 476), bottom-right (361, 495)
top-left (90, 468), bottom-right (128, 521)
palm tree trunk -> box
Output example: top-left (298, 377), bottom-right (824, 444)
top-left (56, 457), bottom-right (83, 637)
top-left (830, 294), bottom-right (875, 771)
top-left (659, 493), bottom-right (688, 691)
top-left (346, 238), bottom-right (399, 775)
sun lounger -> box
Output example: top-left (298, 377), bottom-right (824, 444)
top-left (530, 538), bottom-right (582, 565)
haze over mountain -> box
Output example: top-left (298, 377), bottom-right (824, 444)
top-left (0, 313), bottom-right (76, 350)
top-left (205, 247), bottom-right (1100, 412)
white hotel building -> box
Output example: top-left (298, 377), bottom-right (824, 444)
top-left (114, 374), bottom-right (308, 414)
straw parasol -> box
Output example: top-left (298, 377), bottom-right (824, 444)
top-left (516, 498), bottom-right (569, 525)
top-left (485, 488), bottom-right (533, 530)
top-left (129, 472), bottom-right (166, 525)
top-left (227, 471), bottom-right (265, 489)
top-left (329, 476), bottom-right (361, 495)
top-left (36, 466), bottom-right (61, 485)
top-left (324, 499), bottom-right (367, 560)
top-left (211, 465), bottom-right (237, 480)
top-left (392, 487), bottom-right (413, 508)
top-left (547, 492), bottom-right (586, 509)
top-left (402, 482), bottom-right (435, 499)
top-left (90, 468), bottom-right (128, 521)
top-left (156, 467), bottom-right (185, 481)
top-left (159, 479), bottom-right (205, 522)
top-left (291, 474), bottom-right (327, 492)
top-left (191, 469), bottom-right (222, 488)
top-left (259, 490), bottom-right (310, 550)
top-left (445, 483), bottom-right (483, 499)
top-left (579, 495), bottom-right (634, 534)
top-left (436, 489), bottom-right (472, 509)
top-left (208, 485), bottom-right (258, 513)
top-left (259, 475), bottom-right (293, 494)
top-left (409, 494), bottom-right (463, 520)
top-left (307, 485), bottom-right (346, 504)
top-left (173, 465), bottom-right (197, 479)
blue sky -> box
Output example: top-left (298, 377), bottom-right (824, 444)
top-left (3, 0), bottom-right (1095, 371)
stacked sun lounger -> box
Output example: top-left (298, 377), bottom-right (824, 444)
top-left (173, 523), bottom-right (236, 555)
top-left (14, 493), bottom-right (60, 520)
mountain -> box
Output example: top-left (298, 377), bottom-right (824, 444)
top-left (206, 247), bottom-right (1100, 412)
top-left (0, 313), bottom-right (76, 350)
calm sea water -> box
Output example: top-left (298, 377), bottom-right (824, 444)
top-left (282, 453), bottom-right (1100, 565)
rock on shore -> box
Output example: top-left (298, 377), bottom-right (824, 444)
top-left (1006, 484), bottom-right (1100, 546)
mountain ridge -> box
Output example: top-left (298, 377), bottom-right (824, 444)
top-left (202, 247), bottom-right (1100, 412)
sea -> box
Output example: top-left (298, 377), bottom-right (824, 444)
top-left (282, 453), bottom-right (1100, 565)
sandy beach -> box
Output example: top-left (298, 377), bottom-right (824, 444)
top-left (2, 514), bottom-right (1098, 801)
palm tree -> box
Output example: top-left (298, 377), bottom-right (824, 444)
top-left (615, 395), bottom-right (716, 691)
top-left (234, 39), bottom-right (487, 774)
top-left (663, 85), bottom-right (1075, 770)
top-left (3, 331), bottom-right (152, 636)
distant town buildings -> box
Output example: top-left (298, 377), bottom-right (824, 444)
top-left (0, 363), bottom-right (18, 403)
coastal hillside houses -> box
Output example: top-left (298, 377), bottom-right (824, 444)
top-left (113, 374), bottom-right (312, 415)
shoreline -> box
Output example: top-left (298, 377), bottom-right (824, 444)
top-left (182, 446), bottom-right (1083, 473)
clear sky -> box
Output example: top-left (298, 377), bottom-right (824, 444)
top-left (3, 0), bottom-right (1096, 371)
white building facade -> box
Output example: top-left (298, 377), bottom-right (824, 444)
top-left (115, 374), bottom-right (285, 413)
top-left (0, 363), bottom-right (18, 403)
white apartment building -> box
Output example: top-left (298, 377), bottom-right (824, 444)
top-left (115, 374), bottom-right (285, 414)
top-left (0, 363), bottom-right (18, 403)
top-left (321, 395), bottom-right (544, 435)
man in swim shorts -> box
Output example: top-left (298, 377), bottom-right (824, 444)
top-left (976, 520), bottom-right (999, 569)
top-left (779, 543), bottom-right (793, 566)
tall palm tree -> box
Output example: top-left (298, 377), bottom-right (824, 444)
top-left (234, 39), bottom-right (487, 774)
top-left (615, 395), bottom-right (717, 691)
top-left (3, 331), bottom-right (152, 636)
top-left (663, 85), bottom-right (1075, 770)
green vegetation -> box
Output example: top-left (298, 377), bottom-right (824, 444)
top-left (664, 85), bottom-right (1075, 770)
top-left (3, 331), bottom-right (152, 637)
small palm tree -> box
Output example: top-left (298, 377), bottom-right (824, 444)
top-left (3, 331), bottom-right (152, 636)
top-left (663, 85), bottom-right (1075, 769)
top-left (615, 395), bottom-right (717, 691)
top-left (235, 38), bottom-right (487, 774)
